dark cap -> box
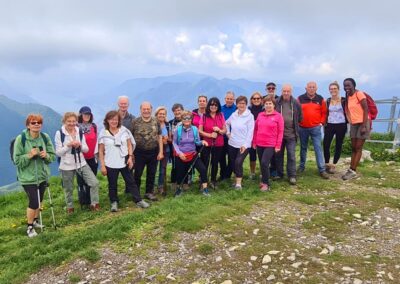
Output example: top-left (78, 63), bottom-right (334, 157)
top-left (266, 82), bottom-right (276, 87)
top-left (79, 106), bottom-right (92, 114)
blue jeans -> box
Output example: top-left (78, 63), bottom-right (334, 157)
top-left (299, 126), bottom-right (325, 173)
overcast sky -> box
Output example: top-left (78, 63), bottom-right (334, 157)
top-left (0, 0), bottom-right (399, 107)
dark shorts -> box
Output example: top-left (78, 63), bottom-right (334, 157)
top-left (350, 122), bottom-right (371, 139)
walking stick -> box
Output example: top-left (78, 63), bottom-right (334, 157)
top-left (34, 154), bottom-right (43, 232)
top-left (178, 145), bottom-right (205, 190)
top-left (46, 183), bottom-right (57, 230)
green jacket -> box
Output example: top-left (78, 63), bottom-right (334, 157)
top-left (13, 129), bottom-right (56, 185)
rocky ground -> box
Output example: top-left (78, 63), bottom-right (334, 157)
top-left (26, 162), bottom-right (400, 284)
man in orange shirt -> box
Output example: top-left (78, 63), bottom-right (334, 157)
top-left (297, 82), bottom-right (329, 179)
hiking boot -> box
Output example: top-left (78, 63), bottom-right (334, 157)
top-left (33, 219), bottom-right (45, 229)
top-left (342, 169), bottom-right (357, 181)
top-left (110, 201), bottom-right (118, 212)
top-left (320, 171), bottom-right (330, 179)
top-left (297, 167), bottom-right (305, 174)
top-left (326, 164), bottom-right (336, 174)
top-left (260, 183), bottom-right (270, 192)
top-left (210, 182), bottom-right (217, 190)
top-left (289, 177), bottom-right (297, 185)
top-left (174, 188), bottom-right (183, 197)
top-left (234, 185), bottom-right (242, 190)
top-left (27, 226), bottom-right (38, 238)
top-left (144, 193), bottom-right (158, 201)
top-left (202, 188), bottom-right (211, 197)
top-left (272, 175), bottom-right (283, 181)
top-left (136, 200), bottom-right (150, 209)
top-left (90, 203), bottom-right (101, 212)
top-left (183, 184), bottom-right (190, 191)
top-left (66, 207), bottom-right (74, 214)
top-left (249, 173), bottom-right (256, 180)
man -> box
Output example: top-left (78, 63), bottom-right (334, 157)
top-left (297, 82), bottom-right (329, 179)
top-left (275, 84), bottom-right (303, 185)
top-left (131, 102), bottom-right (164, 201)
top-left (168, 103), bottom-right (184, 190)
top-left (220, 91), bottom-right (236, 181)
top-left (264, 82), bottom-right (277, 99)
top-left (117, 96), bottom-right (135, 130)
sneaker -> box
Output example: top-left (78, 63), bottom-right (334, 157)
top-left (342, 169), bottom-right (357, 181)
top-left (27, 226), bottom-right (38, 238)
top-left (249, 173), bottom-right (255, 180)
top-left (260, 183), bottom-right (269, 192)
top-left (136, 200), bottom-right (150, 208)
top-left (272, 175), bottom-right (283, 181)
top-left (297, 167), bottom-right (305, 174)
top-left (234, 185), bottom-right (242, 190)
top-left (90, 203), bottom-right (101, 211)
top-left (320, 171), bottom-right (330, 179)
top-left (174, 188), bottom-right (183, 197)
top-left (202, 188), bottom-right (211, 197)
top-left (33, 219), bottom-right (45, 229)
top-left (183, 184), bottom-right (190, 191)
top-left (210, 182), bottom-right (216, 190)
top-left (110, 202), bottom-right (118, 212)
top-left (144, 193), bottom-right (158, 201)
top-left (66, 207), bottom-right (74, 214)
top-left (289, 177), bottom-right (297, 185)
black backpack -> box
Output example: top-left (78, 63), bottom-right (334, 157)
top-left (10, 132), bottom-right (48, 165)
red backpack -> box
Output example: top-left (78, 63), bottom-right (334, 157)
top-left (357, 92), bottom-right (378, 120)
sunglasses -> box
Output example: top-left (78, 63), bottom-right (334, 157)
top-left (252, 97), bottom-right (261, 100)
top-left (182, 116), bottom-right (192, 121)
top-left (267, 87), bottom-right (276, 91)
top-left (30, 121), bottom-right (42, 125)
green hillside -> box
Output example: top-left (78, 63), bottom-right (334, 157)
top-left (0, 159), bottom-right (399, 283)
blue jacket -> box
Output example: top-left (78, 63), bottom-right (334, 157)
top-left (221, 104), bottom-right (237, 120)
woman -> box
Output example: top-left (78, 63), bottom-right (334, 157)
top-left (192, 95), bottom-right (207, 128)
top-left (55, 112), bottom-right (100, 213)
top-left (168, 103), bottom-right (184, 191)
top-left (98, 111), bottom-right (149, 212)
top-left (253, 95), bottom-right (284, 191)
top-left (199, 97), bottom-right (227, 188)
top-left (226, 96), bottom-right (254, 190)
top-left (323, 81), bottom-right (347, 174)
top-left (248, 92), bottom-right (263, 179)
top-left (342, 78), bottom-right (369, 180)
top-left (173, 111), bottom-right (209, 196)
top-left (77, 106), bottom-right (98, 207)
top-left (13, 114), bottom-right (56, 237)
top-left (155, 106), bottom-right (169, 196)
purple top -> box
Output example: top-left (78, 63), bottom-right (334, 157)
top-left (173, 126), bottom-right (201, 155)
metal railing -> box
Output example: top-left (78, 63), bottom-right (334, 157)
top-left (368, 96), bottom-right (400, 149)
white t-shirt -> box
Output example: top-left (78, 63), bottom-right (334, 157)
top-left (98, 126), bottom-right (135, 169)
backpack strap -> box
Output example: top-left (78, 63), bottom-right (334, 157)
top-left (92, 123), bottom-right (97, 135)
top-left (60, 128), bottom-right (66, 145)
top-left (176, 125), bottom-right (183, 145)
top-left (21, 131), bottom-right (27, 148)
top-left (191, 126), bottom-right (200, 145)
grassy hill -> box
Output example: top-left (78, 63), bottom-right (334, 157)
top-left (0, 157), bottom-right (399, 283)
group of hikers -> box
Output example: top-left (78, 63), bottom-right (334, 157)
top-left (12, 78), bottom-right (372, 237)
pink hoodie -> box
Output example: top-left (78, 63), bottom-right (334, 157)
top-left (252, 110), bottom-right (284, 149)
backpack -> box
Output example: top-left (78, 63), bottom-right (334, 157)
top-left (10, 132), bottom-right (48, 164)
top-left (57, 128), bottom-right (84, 164)
top-left (358, 92), bottom-right (378, 120)
top-left (176, 125), bottom-right (200, 145)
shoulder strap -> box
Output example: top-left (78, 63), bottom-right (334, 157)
top-left (192, 126), bottom-right (200, 144)
top-left (326, 97), bottom-right (331, 108)
top-left (60, 128), bottom-right (65, 145)
top-left (21, 131), bottom-right (27, 148)
top-left (92, 123), bottom-right (97, 134)
top-left (79, 128), bottom-right (83, 141)
top-left (176, 125), bottom-right (183, 145)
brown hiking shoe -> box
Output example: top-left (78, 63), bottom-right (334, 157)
top-left (320, 171), bottom-right (330, 179)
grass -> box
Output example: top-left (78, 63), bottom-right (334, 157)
top-left (0, 154), bottom-right (399, 283)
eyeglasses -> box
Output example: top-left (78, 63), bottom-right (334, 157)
top-left (182, 116), bottom-right (192, 121)
top-left (210, 103), bottom-right (218, 106)
top-left (252, 97), bottom-right (261, 100)
top-left (30, 121), bottom-right (42, 125)
top-left (267, 87), bottom-right (276, 91)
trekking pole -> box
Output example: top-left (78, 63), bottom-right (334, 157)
top-left (46, 183), bottom-right (57, 230)
top-left (178, 145), bottom-right (205, 189)
top-left (34, 152), bottom-right (43, 233)
top-left (207, 137), bottom-right (216, 186)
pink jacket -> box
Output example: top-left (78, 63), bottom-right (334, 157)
top-left (253, 111), bottom-right (284, 149)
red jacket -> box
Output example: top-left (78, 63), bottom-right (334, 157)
top-left (298, 93), bottom-right (327, 128)
top-left (253, 111), bottom-right (284, 149)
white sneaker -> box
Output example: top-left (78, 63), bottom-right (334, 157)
top-left (111, 201), bottom-right (118, 212)
top-left (27, 226), bottom-right (38, 238)
top-left (33, 219), bottom-right (45, 229)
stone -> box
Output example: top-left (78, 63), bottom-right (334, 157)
top-left (342, 266), bottom-right (355, 272)
top-left (388, 272), bottom-right (394, 280)
top-left (228, 246), bottom-right (239, 251)
top-left (250, 256), bottom-right (258, 261)
top-left (386, 161), bottom-right (396, 166)
top-left (216, 256), bottom-right (222, 262)
top-left (221, 281), bottom-right (232, 284)
top-left (266, 274), bottom-right (276, 281)
top-left (166, 273), bottom-right (176, 281)
top-left (365, 237), bottom-right (376, 242)
top-left (361, 150), bottom-right (373, 162)
top-left (319, 248), bottom-right (329, 255)
top-left (253, 229), bottom-right (260, 235)
top-left (386, 217), bottom-right (394, 222)
top-left (291, 262), bottom-right (302, 269)
top-left (352, 214), bottom-right (362, 219)
top-left (353, 279), bottom-right (363, 284)
top-left (267, 250), bottom-right (280, 255)
top-left (287, 253), bottom-right (296, 261)
top-left (262, 255), bottom-right (272, 264)
top-left (360, 221), bottom-right (369, 226)
top-left (326, 245), bottom-right (335, 253)
top-left (106, 261), bottom-right (112, 265)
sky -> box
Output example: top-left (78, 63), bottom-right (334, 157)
top-left (0, 0), bottom-right (399, 110)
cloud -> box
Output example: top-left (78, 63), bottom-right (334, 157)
top-left (294, 58), bottom-right (336, 76)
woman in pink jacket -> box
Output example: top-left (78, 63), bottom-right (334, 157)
top-left (253, 95), bottom-right (284, 192)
